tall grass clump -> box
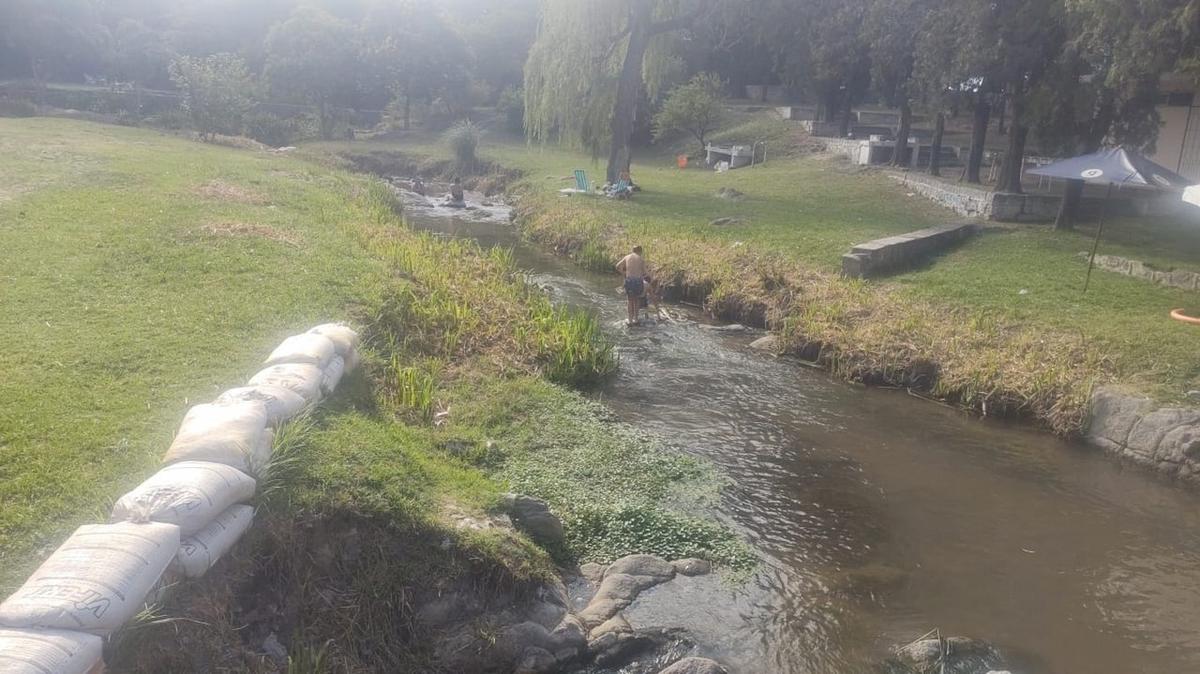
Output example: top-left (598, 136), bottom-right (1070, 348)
top-left (443, 120), bottom-right (481, 173)
top-left (532, 306), bottom-right (616, 387)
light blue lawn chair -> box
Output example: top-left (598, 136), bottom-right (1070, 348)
top-left (559, 169), bottom-right (594, 195)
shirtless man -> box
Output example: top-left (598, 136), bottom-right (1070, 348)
top-left (616, 245), bottom-right (646, 325)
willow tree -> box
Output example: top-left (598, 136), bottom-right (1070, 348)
top-left (524, 0), bottom-right (714, 182)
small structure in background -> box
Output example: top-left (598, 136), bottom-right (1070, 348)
top-left (705, 142), bottom-right (766, 171)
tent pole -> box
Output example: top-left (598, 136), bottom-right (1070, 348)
top-left (1082, 182), bottom-right (1114, 294)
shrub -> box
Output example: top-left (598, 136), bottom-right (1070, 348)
top-left (168, 53), bottom-right (257, 141)
top-left (497, 86), bottom-right (525, 134)
top-left (144, 109), bottom-right (191, 130)
top-left (443, 120), bottom-right (482, 172)
top-left (244, 111), bottom-right (302, 147)
top-left (0, 97), bottom-right (37, 118)
top-left (652, 72), bottom-right (729, 156)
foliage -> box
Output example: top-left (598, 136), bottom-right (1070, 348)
top-left (243, 111), bottom-right (313, 148)
top-left (0, 98), bottom-right (38, 118)
top-left (0, 0), bottom-right (108, 83)
top-left (524, 0), bottom-right (712, 178)
top-left (264, 6), bottom-right (358, 140)
top-left (110, 18), bottom-right (174, 89)
top-left (360, 2), bottom-right (472, 130)
top-left (168, 53), bottom-right (256, 141)
top-left (441, 0), bottom-right (540, 99)
top-left (652, 72), bottom-right (728, 154)
top-left (497, 86), bottom-right (526, 134)
top-left (442, 120), bottom-right (482, 171)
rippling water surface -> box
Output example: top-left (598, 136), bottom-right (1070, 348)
top-left (402, 190), bottom-right (1200, 674)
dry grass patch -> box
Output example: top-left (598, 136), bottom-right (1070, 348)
top-left (199, 221), bottom-right (302, 247)
top-left (193, 179), bottom-right (270, 205)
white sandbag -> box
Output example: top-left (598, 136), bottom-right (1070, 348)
top-left (248, 363), bottom-right (324, 403)
top-left (344, 346), bottom-right (360, 373)
top-left (216, 385), bottom-right (308, 425)
top-left (263, 333), bottom-right (335, 368)
top-left (0, 522), bottom-right (180, 635)
top-left (111, 461), bottom-right (256, 536)
top-left (308, 322), bottom-right (360, 356)
top-left (162, 402), bottom-right (273, 475)
top-left (175, 505), bottom-right (255, 578)
top-left (321, 355), bottom-right (345, 395)
top-left (0, 628), bottom-right (104, 674)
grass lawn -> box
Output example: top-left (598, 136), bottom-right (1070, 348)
top-left (0, 118), bottom-right (381, 586)
top-left (0, 117), bottom-right (748, 601)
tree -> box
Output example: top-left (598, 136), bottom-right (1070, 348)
top-left (168, 53), bottom-right (256, 141)
top-left (865, 0), bottom-right (936, 167)
top-left (0, 0), bottom-right (108, 86)
top-left (360, 0), bottom-right (472, 130)
top-left (652, 72), bottom-right (728, 155)
top-left (1037, 0), bottom-right (1193, 228)
top-left (110, 18), bottom-right (174, 90)
top-left (990, 0), bottom-right (1067, 194)
top-left (264, 6), bottom-right (359, 140)
top-left (441, 0), bottom-right (539, 100)
top-left (525, 0), bottom-right (716, 183)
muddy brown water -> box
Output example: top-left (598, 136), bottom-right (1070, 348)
top-left (399, 188), bottom-right (1200, 674)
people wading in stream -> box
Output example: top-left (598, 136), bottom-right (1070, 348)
top-left (448, 176), bottom-right (465, 207)
top-left (616, 245), bottom-right (646, 326)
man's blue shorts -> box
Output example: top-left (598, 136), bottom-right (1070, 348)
top-left (624, 277), bottom-right (644, 297)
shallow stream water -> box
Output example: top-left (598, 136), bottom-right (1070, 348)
top-left (399, 185), bottom-right (1200, 674)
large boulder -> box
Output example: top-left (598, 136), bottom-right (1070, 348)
top-left (503, 493), bottom-right (565, 546)
top-left (670, 558), bottom-right (712, 576)
top-left (891, 636), bottom-right (999, 674)
top-left (514, 647), bottom-right (557, 674)
top-left (658, 657), bottom-right (729, 674)
top-left (605, 554), bottom-right (676, 581)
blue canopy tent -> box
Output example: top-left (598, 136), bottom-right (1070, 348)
top-left (1028, 148), bottom-right (1194, 292)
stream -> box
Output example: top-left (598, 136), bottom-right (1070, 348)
top-left (397, 185), bottom-right (1200, 674)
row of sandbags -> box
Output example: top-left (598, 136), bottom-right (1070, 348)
top-left (0, 324), bottom-right (359, 674)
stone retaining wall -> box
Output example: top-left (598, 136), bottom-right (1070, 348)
top-left (1085, 253), bottom-right (1200, 291)
top-left (887, 172), bottom-right (992, 218)
top-left (1087, 388), bottom-right (1200, 482)
top-left (821, 137), bottom-right (867, 162)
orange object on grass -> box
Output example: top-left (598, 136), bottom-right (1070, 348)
top-left (1170, 308), bottom-right (1200, 325)
top-left (676, 154), bottom-right (688, 169)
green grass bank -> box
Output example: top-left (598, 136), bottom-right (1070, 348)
top-left (0, 118), bottom-right (750, 668)
top-left (325, 124), bottom-right (1200, 435)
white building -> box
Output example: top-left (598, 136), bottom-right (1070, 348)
top-left (1152, 74), bottom-right (1200, 182)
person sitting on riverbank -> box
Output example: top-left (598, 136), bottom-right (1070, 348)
top-left (616, 245), bottom-right (646, 326)
top-left (447, 176), bottom-right (466, 207)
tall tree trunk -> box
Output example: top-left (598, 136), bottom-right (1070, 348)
top-left (1055, 178), bottom-right (1084, 230)
top-left (891, 101), bottom-right (912, 167)
top-left (606, 1), bottom-right (653, 183)
top-left (994, 87), bottom-right (1028, 193)
top-left (821, 88), bottom-right (840, 122)
top-left (965, 94), bottom-right (990, 183)
top-left (929, 111), bottom-right (945, 176)
top-left (838, 84), bottom-right (855, 137)
top-left (319, 100), bottom-right (332, 140)
top-left (996, 93), bottom-right (1008, 136)
top-left (994, 123), bottom-right (1029, 193)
